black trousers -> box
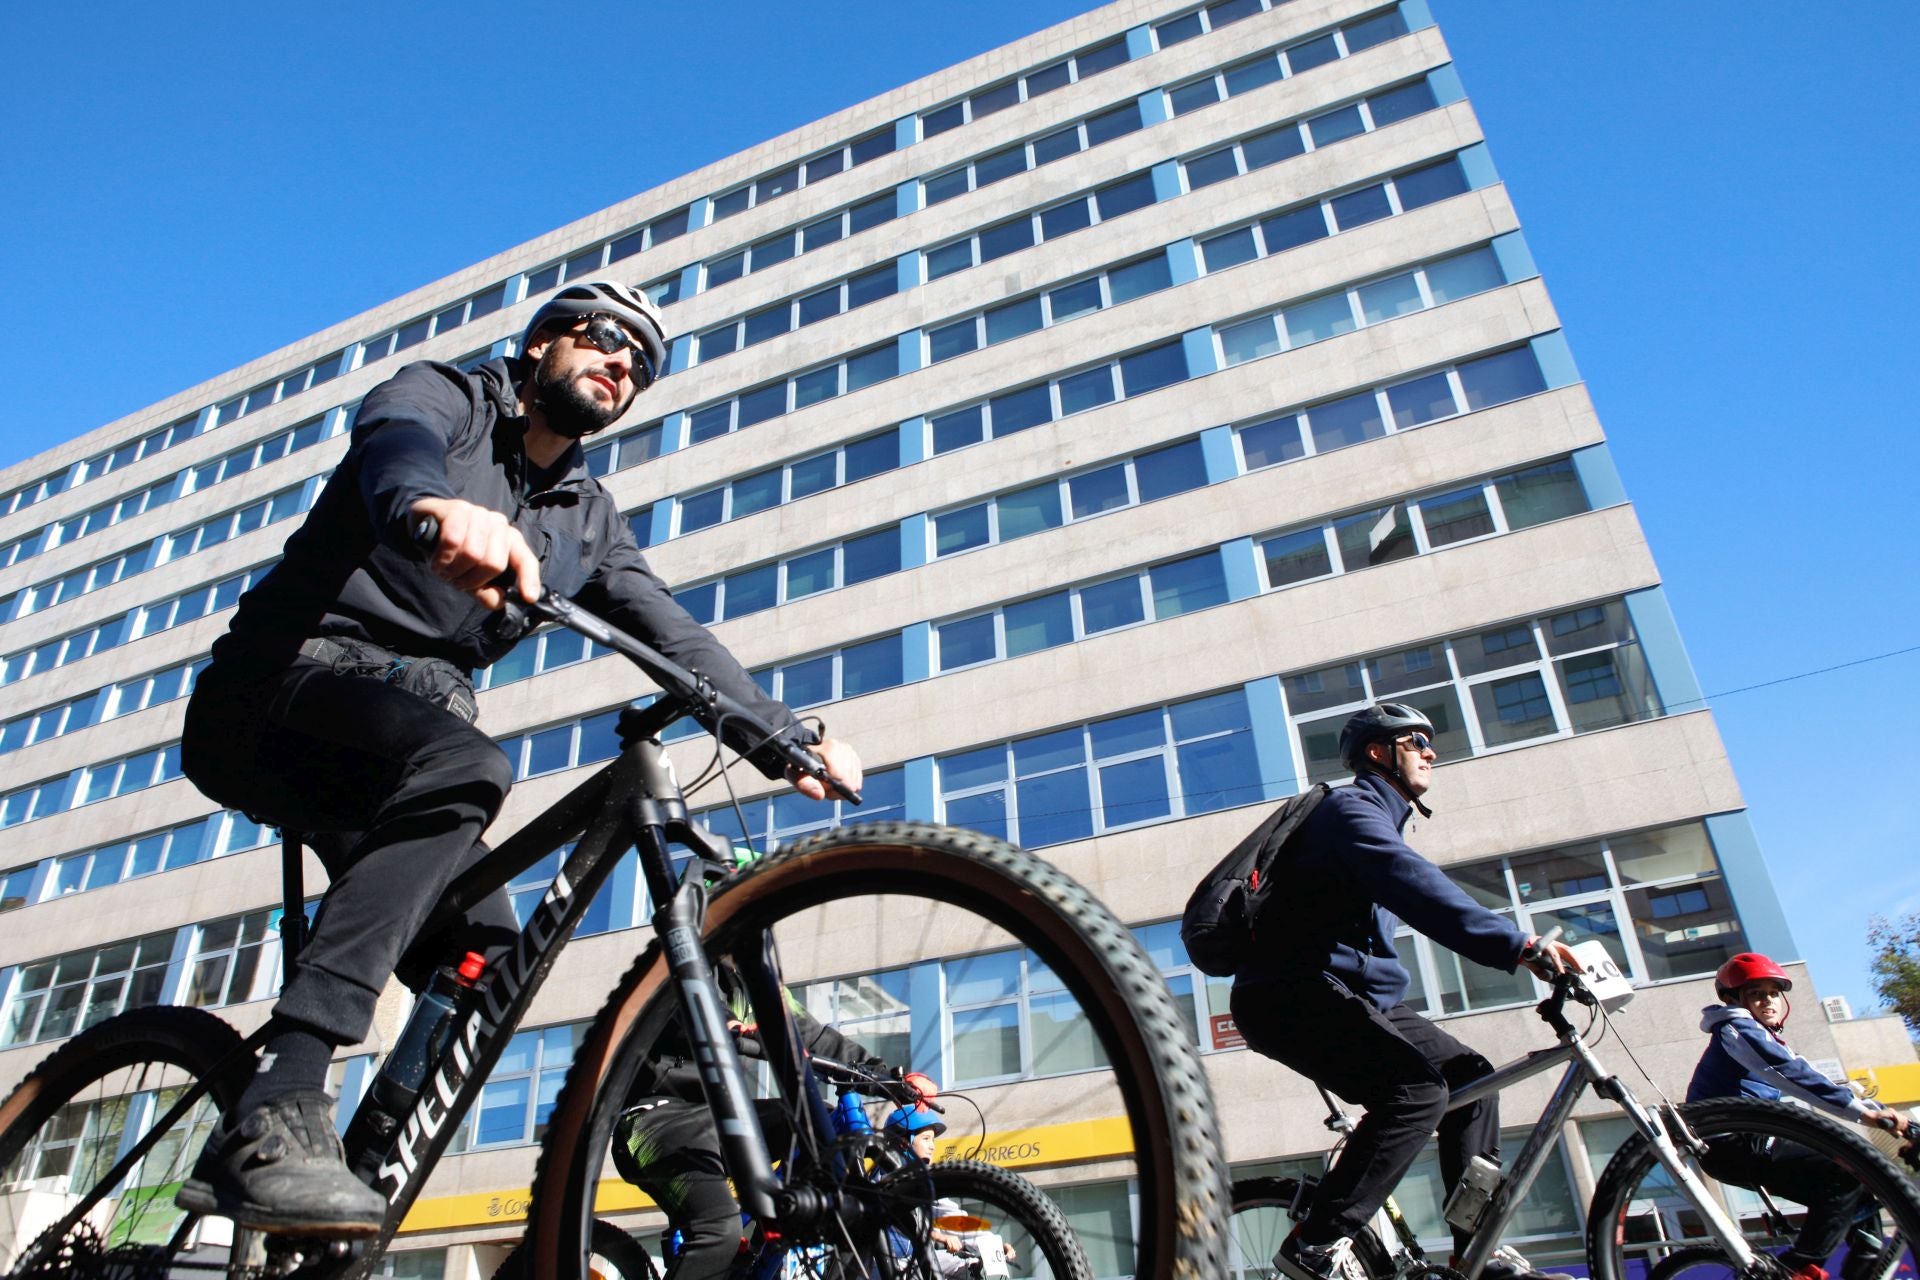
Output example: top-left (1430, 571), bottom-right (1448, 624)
top-left (1702, 1133), bottom-right (1869, 1268)
top-left (1233, 976), bottom-right (1498, 1250)
top-left (181, 655), bottom-right (520, 1045)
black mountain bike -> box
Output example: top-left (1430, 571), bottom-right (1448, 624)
top-left (1228, 962), bottom-right (1920, 1280)
top-left (0, 589), bottom-right (1230, 1277)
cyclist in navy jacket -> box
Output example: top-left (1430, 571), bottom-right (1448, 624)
top-left (174, 282), bottom-right (861, 1237)
top-left (1233, 703), bottom-right (1576, 1280)
top-left (1689, 953), bottom-right (1910, 1280)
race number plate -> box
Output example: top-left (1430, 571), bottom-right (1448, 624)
top-left (978, 1232), bottom-right (1011, 1278)
top-left (1570, 939), bottom-right (1635, 1011)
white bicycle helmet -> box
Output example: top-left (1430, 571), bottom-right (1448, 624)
top-left (521, 279), bottom-right (668, 388)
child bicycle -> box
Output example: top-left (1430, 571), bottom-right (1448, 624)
top-left (0, 588), bottom-right (1229, 1278)
top-left (1228, 946), bottom-right (1920, 1280)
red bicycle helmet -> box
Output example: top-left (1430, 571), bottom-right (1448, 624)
top-left (1715, 952), bottom-right (1792, 1002)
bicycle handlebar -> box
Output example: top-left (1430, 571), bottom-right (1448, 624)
top-left (411, 514), bottom-right (859, 804)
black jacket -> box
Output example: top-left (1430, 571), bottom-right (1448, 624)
top-left (216, 357), bottom-right (810, 774)
top-left (1234, 771), bottom-right (1528, 1007)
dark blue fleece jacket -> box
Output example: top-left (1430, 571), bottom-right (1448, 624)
top-left (1232, 772), bottom-right (1529, 1008)
top-left (1688, 1004), bottom-right (1868, 1123)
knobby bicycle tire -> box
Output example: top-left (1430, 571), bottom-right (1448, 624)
top-left (490, 1216), bottom-right (659, 1280)
top-left (1229, 1178), bottom-right (1396, 1280)
top-left (525, 822), bottom-right (1231, 1279)
top-left (920, 1157), bottom-right (1094, 1280)
top-left (0, 1005), bottom-right (257, 1278)
top-left (1586, 1097), bottom-right (1920, 1280)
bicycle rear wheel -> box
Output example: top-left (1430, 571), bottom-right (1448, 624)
top-left (490, 1217), bottom-right (659, 1279)
top-left (526, 822), bottom-right (1230, 1279)
top-left (1229, 1178), bottom-right (1395, 1280)
top-left (0, 1005), bottom-right (258, 1277)
top-left (1586, 1098), bottom-right (1920, 1280)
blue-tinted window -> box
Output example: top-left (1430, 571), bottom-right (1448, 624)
top-left (731, 469), bottom-right (783, 517)
top-left (990, 385), bottom-right (1053, 435)
top-left (1307, 391), bottom-right (1385, 451)
top-left (1331, 184), bottom-right (1393, 229)
top-left (688, 404), bottom-right (731, 444)
top-left (1368, 79), bottom-right (1439, 128)
top-left (1287, 34), bottom-right (1340, 73)
top-left (1019, 767), bottom-right (1094, 849)
top-left (1048, 278), bottom-right (1103, 322)
top-left (1119, 343), bottom-right (1189, 397)
top-left (997, 485), bottom-right (1063, 541)
top-left (1135, 440), bottom-right (1208, 500)
top-left (525, 726), bottom-right (573, 777)
top-left (1108, 254), bottom-right (1173, 304)
top-left (978, 218), bottom-right (1036, 263)
top-left (842, 634), bottom-right (904, 695)
top-left (937, 505), bottom-right (992, 557)
top-left (1032, 126), bottom-right (1082, 165)
top-left (783, 656), bottom-right (835, 709)
top-left (844, 433), bottom-right (898, 482)
top-left (1386, 372), bottom-right (1459, 428)
top-left (1040, 198), bottom-right (1093, 240)
top-left (706, 253), bottom-right (745, 288)
top-left (849, 194), bottom-right (894, 233)
top-left (1177, 730), bottom-right (1262, 813)
top-left (1170, 79), bottom-right (1221, 116)
top-left (750, 234), bottom-right (796, 271)
top-left (1077, 38), bottom-right (1128, 75)
top-left (792, 367), bottom-right (839, 409)
top-left (1151, 552), bottom-right (1229, 618)
top-left (1426, 248), bottom-right (1505, 304)
top-left (1344, 8), bottom-right (1410, 51)
top-left (975, 147), bottom-right (1029, 187)
top-left (1005, 593), bottom-right (1073, 656)
top-left (1263, 527), bottom-right (1333, 587)
top-left (929, 319), bottom-right (980, 363)
top-left (1096, 174), bottom-right (1156, 220)
top-left (789, 452), bottom-right (838, 499)
top-left (798, 286), bottom-right (841, 326)
top-left (1243, 125), bottom-right (1306, 170)
top-left (1262, 199), bottom-right (1328, 249)
top-left (784, 548), bottom-right (837, 599)
top-left (679, 489), bottom-right (725, 533)
top-left (925, 169), bottom-right (970, 205)
top-left (1286, 292), bottom-right (1356, 345)
top-left (1396, 157), bottom-right (1469, 210)
top-left (939, 615), bottom-right (998, 670)
top-left (985, 297), bottom-right (1044, 345)
top-left (842, 529), bottom-right (901, 584)
top-left (720, 566), bottom-right (777, 619)
top-left (1085, 102), bottom-right (1142, 146)
top-left (1458, 348), bottom-right (1547, 410)
top-left (845, 345), bottom-right (898, 392)
top-left (1308, 105), bottom-right (1366, 147)
top-left (737, 383), bottom-right (788, 428)
top-left (922, 102), bottom-right (965, 137)
top-left (1185, 148), bottom-right (1240, 191)
top-left (1156, 11), bottom-right (1203, 46)
top-left (847, 266), bottom-right (897, 308)
top-left (803, 217), bottom-right (845, 253)
top-left (1080, 577), bottom-right (1145, 633)
top-left (932, 406), bottom-right (985, 454)
top-left (927, 240), bottom-right (974, 281)
top-left (1201, 227), bottom-right (1259, 272)
top-left (1028, 61), bottom-right (1071, 95)
top-left (743, 305), bottom-right (790, 347)
top-left (1224, 56), bottom-right (1284, 96)
top-left (1069, 465), bottom-right (1129, 518)
top-left (1057, 368), bottom-right (1116, 416)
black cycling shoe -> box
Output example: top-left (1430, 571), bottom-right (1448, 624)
top-left (175, 1090), bottom-right (386, 1236)
top-left (1476, 1249), bottom-right (1575, 1280)
top-left (1274, 1230), bottom-right (1360, 1280)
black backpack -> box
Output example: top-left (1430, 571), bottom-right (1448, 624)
top-left (1179, 784), bottom-right (1331, 977)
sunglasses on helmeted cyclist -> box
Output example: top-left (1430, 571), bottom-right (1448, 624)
top-left (573, 314), bottom-right (656, 389)
top-left (1397, 732), bottom-right (1434, 753)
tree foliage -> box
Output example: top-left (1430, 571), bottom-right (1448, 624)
top-left (1867, 912), bottom-right (1920, 1034)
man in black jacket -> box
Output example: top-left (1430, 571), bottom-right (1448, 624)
top-left (1232, 703), bottom-right (1574, 1280)
top-left (175, 281), bottom-right (860, 1236)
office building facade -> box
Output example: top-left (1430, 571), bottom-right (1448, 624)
top-left (0, 0), bottom-right (1826, 1274)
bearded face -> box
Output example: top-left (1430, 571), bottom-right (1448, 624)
top-left (528, 329), bottom-right (637, 439)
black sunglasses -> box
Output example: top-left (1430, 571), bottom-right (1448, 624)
top-left (1397, 732), bottom-right (1434, 753)
top-left (574, 314), bottom-right (656, 388)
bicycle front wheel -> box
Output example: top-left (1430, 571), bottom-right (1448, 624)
top-left (1228, 1178), bottom-right (1395, 1280)
top-left (922, 1158), bottom-right (1093, 1280)
top-left (1586, 1097), bottom-right (1920, 1280)
top-left (526, 821), bottom-right (1231, 1279)
top-left (0, 1005), bottom-right (257, 1277)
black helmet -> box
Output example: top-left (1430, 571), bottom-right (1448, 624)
top-left (1338, 702), bottom-right (1435, 773)
top-left (520, 279), bottom-right (668, 389)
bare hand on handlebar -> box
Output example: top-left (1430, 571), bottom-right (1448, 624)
top-left (1520, 932), bottom-right (1580, 979)
top-left (410, 497), bottom-right (542, 611)
top-left (789, 738), bottom-right (863, 802)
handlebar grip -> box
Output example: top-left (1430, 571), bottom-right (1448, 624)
top-left (411, 513), bottom-right (441, 550)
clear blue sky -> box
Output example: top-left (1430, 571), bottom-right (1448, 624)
top-left (2, 4), bottom-right (1915, 1022)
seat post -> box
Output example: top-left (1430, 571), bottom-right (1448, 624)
top-left (279, 830), bottom-right (308, 980)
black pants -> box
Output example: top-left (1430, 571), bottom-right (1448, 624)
top-left (181, 654), bottom-right (519, 1045)
top-left (1233, 976), bottom-right (1498, 1250)
top-left (1702, 1133), bottom-right (1869, 1268)
top-left (614, 1096), bottom-right (806, 1280)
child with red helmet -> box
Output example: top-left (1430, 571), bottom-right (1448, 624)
top-left (1688, 952), bottom-right (1911, 1280)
